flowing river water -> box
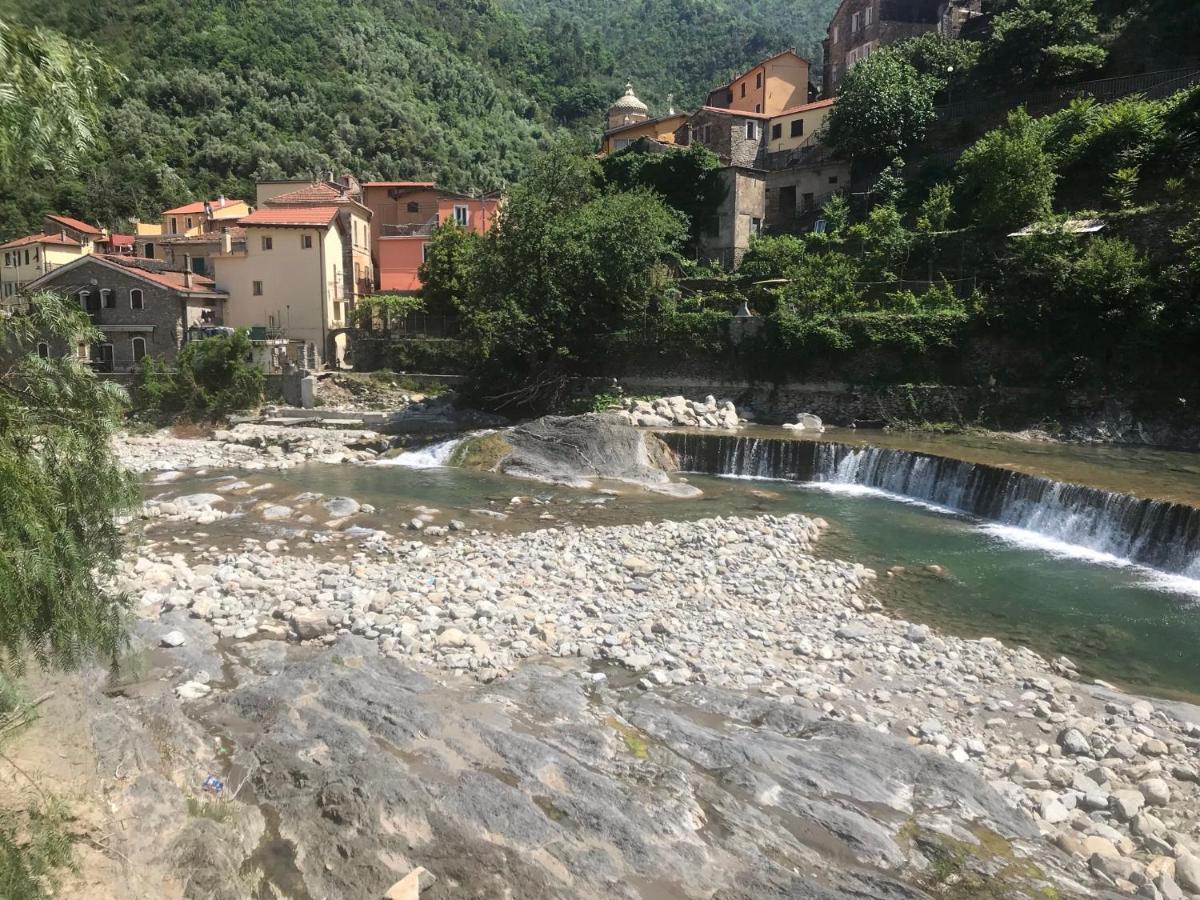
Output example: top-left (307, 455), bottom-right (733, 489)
top-left (149, 427), bottom-right (1200, 701)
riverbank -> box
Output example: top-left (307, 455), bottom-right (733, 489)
top-left (117, 504), bottom-right (1200, 897)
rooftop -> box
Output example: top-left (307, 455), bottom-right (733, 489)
top-left (603, 111), bottom-right (690, 137)
top-left (44, 213), bottom-right (102, 236)
top-left (264, 182), bottom-right (348, 204)
top-left (771, 98), bottom-right (836, 118)
top-left (101, 255), bottom-right (222, 294)
top-left (708, 49), bottom-right (809, 93)
top-left (698, 106), bottom-right (772, 120)
top-left (0, 232), bottom-right (84, 249)
top-left (239, 206), bottom-right (341, 227)
top-left (362, 181), bottom-right (437, 189)
top-left (162, 198), bottom-right (247, 216)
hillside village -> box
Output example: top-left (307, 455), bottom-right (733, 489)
top-left (0, 0), bottom-right (1022, 372)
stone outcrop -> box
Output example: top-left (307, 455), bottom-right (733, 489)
top-left (615, 394), bottom-right (740, 430)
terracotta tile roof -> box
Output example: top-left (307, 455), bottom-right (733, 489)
top-left (771, 98), bottom-right (835, 118)
top-left (363, 181), bottom-right (437, 189)
top-left (264, 183), bottom-right (346, 204)
top-left (239, 206), bottom-right (340, 227)
top-left (100, 255), bottom-right (222, 294)
top-left (44, 213), bottom-right (102, 235)
top-left (162, 198), bottom-right (247, 215)
top-left (104, 234), bottom-right (135, 247)
top-left (0, 232), bottom-right (83, 249)
top-left (699, 105), bottom-right (773, 120)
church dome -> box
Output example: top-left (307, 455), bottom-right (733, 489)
top-left (608, 83), bottom-right (649, 128)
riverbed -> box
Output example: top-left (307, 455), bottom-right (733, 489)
top-left (143, 426), bottom-right (1200, 701)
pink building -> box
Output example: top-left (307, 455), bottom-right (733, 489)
top-left (363, 184), bottom-right (498, 293)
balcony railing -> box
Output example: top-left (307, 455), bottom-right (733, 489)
top-left (380, 217), bottom-right (439, 238)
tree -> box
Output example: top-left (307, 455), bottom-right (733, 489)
top-left (0, 294), bottom-right (136, 674)
top-left (956, 109), bottom-right (1057, 233)
top-left (823, 52), bottom-right (939, 161)
top-left (449, 141), bottom-right (687, 400)
top-left (600, 142), bottom-right (725, 249)
top-left (139, 330), bottom-right (264, 417)
top-left (418, 222), bottom-right (481, 315)
top-left (981, 0), bottom-right (1106, 87)
top-left (0, 17), bottom-right (118, 179)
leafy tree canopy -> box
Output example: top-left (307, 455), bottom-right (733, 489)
top-left (956, 108), bottom-right (1057, 233)
top-left (823, 52), bottom-right (939, 162)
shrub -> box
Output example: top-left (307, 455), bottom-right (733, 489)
top-left (138, 330), bottom-right (264, 418)
top-left (956, 109), bottom-right (1057, 233)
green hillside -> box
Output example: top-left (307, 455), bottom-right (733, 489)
top-left (0, 0), bottom-right (835, 239)
top-left (500, 0), bottom-right (839, 111)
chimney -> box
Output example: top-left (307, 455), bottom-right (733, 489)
top-left (221, 229), bottom-right (232, 255)
top-left (184, 268), bottom-right (193, 290)
top-left (60, 229), bottom-right (66, 242)
top-left (183, 254), bottom-right (192, 287)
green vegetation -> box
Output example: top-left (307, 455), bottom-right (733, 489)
top-left (0, 293), bottom-right (136, 674)
top-left (139, 330), bottom-right (265, 419)
top-left (0, 797), bottom-right (73, 900)
top-left (448, 431), bottom-right (513, 471)
top-left (824, 53), bottom-right (940, 162)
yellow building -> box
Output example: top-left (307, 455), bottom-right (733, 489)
top-left (0, 214), bottom-right (102, 303)
top-left (766, 98), bottom-right (835, 154)
top-left (600, 84), bottom-right (689, 155)
top-left (705, 50), bottom-right (812, 117)
top-left (161, 197), bottom-right (250, 238)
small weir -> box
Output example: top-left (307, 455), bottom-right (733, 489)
top-left (660, 432), bottom-right (1200, 577)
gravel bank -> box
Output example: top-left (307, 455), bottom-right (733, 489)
top-left (124, 512), bottom-right (1200, 897)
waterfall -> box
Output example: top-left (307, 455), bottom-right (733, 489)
top-left (374, 435), bottom-right (465, 468)
top-left (660, 433), bottom-right (1200, 577)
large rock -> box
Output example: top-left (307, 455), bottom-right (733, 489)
top-left (498, 414), bottom-right (681, 491)
top-left (199, 640), bottom-right (1067, 900)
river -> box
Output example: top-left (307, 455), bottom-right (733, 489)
top-left (146, 427), bottom-right (1200, 700)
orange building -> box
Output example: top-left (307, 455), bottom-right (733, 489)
top-left (362, 182), bottom-right (499, 293)
top-left (599, 83), bottom-right (689, 155)
top-left (704, 50), bottom-right (812, 117)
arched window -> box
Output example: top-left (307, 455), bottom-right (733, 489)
top-left (101, 288), bottom-right (114, 308)
top-left (130, 288), bottom-right (144, 310)
top-left (78, 289), bottom-right (90, 309)
top-left (36, 342), bottom-right (49, 359)
top-left (131, 337), bottom-right (146, 362)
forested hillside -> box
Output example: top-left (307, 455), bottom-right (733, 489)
top-left (501, 0), bottom-right (838, 109)
top-left (0, 0), bottom-right (834, 240)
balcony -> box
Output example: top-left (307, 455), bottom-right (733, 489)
top-left (381, 217), bottom-right (439, 238)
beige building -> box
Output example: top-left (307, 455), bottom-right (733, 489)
top-left (0, 214), bottom-right (102, 303)
top-left (705, 50), bottom-right (812, 117)
top-left (767, 98), bottom-right (835, 154)
top-left (136, 197), bottom-right (250, 260)
top-left (212, 205), bottom-right (354, 366)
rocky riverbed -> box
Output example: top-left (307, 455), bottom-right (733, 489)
top-left (117, 506), bottom-right (1200, 899)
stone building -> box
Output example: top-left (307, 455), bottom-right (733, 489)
top-left (24, 254), bottom-right (227, 371)
top-left (822, 0), bottom-right (982, 95)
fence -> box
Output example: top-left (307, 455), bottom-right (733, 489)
top-left (934, 67), bottom-right (1200, 124)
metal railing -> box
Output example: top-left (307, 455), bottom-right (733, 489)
top-left (934, 67), bottom-right (1200, 122)
top-left (381, 218), bottom-right (439, 237)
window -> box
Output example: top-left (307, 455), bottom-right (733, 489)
top-left (76, 342), bottom-right (87, 360)
top-left (101, 289), bottom-right (115, 309)
top-left (23, 249), bottom-right (29, 265)
top-left (755, 103), bottom-right (761, 113)
top-left (131, 337), bottom-right (146, 362)
top-left (740, 82), bottom-right (746, 98)
top-left (130, 288), bottom-right (144, 310)
top-left (865, 5), bottom-right (873, 25)
top-left (755, 72), bottom-right (762, 89)
top-left (78, 290), bottom-right (91, 310)
top-left (407, 201), bottom-right (420, 213)
top-left (144, 243), bottom-right (155, 259)
top-left (851, 11), bottom-right (861, 31)
top-left (750, 217), bottom-right (762, 235)
top-left (261, 236), bottom-right (273, 250)
top-left (32, 248), bottom-right (37, 262)
top-left (802, 192), bottom-right (816, 211)
top-left (829, 175), bottom-right (839, 184)
top-left (832, 25), bottom-right (839, 44)
top-left (453, 205), bottom-right (469, 226)
top-left (302, 234), bottom-right (313, 249)
top-left (186, 217), bottom-right (193, 230)
top-left (421, 242), bottom-right (431, 262)
top-left (791, 119), bottom-right (805, 137)
top-left (252, 280), bottom-right (263, 296)
top-left (169, 219), bottom-right (178, 235)
top-left (2, 252), bottom-right (9, 266)
top-left (745, 120), bottom-right (758, 141)
top-left (37, 342), bottom-right (49, 359)
top-left (771, 123), bottom-right (782, 140)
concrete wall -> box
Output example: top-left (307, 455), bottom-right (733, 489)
top-left (764, 161), bottom-right (851, 228)
top-left (767, 101), bottom-right (834, 153)
top-left (699, 168), bottom-right (766, 268)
